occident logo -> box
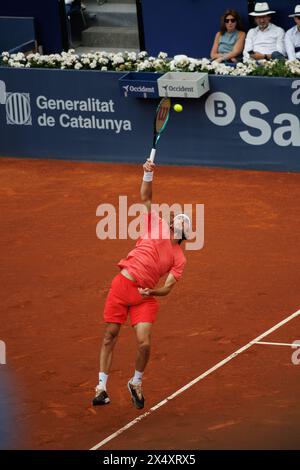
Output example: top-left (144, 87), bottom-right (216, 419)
top-left (167, 85), bottom-right (194, 92)
top-left (123, 85), bottom-right (155, 93)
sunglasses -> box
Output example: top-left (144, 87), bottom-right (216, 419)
top-left (295, 16), bottom-right (300, 19)
top-left (225, 18), bottom-right (237, 23)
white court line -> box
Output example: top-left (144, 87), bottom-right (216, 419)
top-left (256, 341), bottom-right (300, 347)
top-left (90, 309), bottom-right (300, 451)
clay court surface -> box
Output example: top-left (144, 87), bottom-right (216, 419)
top-left (1, 156), bottom-right (300, 450)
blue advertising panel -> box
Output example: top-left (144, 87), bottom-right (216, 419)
top-left (0, 68), bottom-right (300, 172)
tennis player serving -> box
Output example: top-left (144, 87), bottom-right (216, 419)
top-left (92, 159), bottom-right (191, 409)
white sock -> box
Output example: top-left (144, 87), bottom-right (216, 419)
top-left (99, 372), bottom-right (108, 390)
top-left (131, 370), bottom-right (144, 385)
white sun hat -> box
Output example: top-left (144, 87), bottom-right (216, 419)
top-left (289, 5), bottom-right (300, 17)
top-left (249, 2), bottom-right (276, 16)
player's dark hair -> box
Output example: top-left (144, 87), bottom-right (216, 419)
top-left (170, 216), bottom-right (187, 245)
top-left (178, 233), bottom-right (187, 245)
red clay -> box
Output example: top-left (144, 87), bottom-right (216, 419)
top-left (1, 157), bottom-right (300, 449)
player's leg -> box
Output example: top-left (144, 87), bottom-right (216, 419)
top-left (100, 322), bottom-right (121, 376)
top-left (93, 273), bottom-right (129, 406)
top-left (134, 321), bottom-right (152, 374)
top-left (128, 321), bottom-right (153, 409)
top-left (127, 298), bottom-right (158, 409)
top-left (93, 322), bottom-right (121, 406)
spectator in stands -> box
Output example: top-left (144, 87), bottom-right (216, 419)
top-left (64, 0), bottom-right (74, 48)
top-left (243, 2), bottom-right (285, 61)
top-left (65, 0), bottom-right (74, 17)
top-left (285, 5), bottom-right (300, 60)
top-left (210, 9), bottom-right (245, 63)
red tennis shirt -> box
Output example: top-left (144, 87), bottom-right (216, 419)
top-left (118, 210), bottom-right (186, 288)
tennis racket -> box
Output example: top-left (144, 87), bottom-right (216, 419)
top-left (149, 97), bottom-right (171, 163)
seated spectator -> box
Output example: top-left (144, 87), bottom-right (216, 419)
top-left (243, 2), bottom-right (286, 61)
top-left (285, 5), bottom-right (300, 60)
top-left (210, 9), bottom-right (245, 63)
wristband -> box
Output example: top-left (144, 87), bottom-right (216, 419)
top-left (143, 171), bottom-right (153, 182)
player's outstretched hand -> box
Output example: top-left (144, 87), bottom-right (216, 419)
top-left (143, 159), bottom-right (156, 173)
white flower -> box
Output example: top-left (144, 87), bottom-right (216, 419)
top-left (13, 62), bottom-right (25, 68)
top-left (158, 51), bottom-right (168, 59)
top-left (137, 60), bottom-right (151, 71)
top-left (126, 52), bottom-right (137, 61)
top-left (14, 52), bottom-right (25, 62)
top-left (174, 54), bottom-right (188, 61)
top-left (211, 61), bottom-right (232, 75)
top-left (151, 59), bottom-right (162, 69)
top-left (1, 48), bottom-right (296, 77)
top-left (243, 57), bottom-right (256, 67)
top-left (112, 56), bottom-right (125, 65)
top-left (286, 59), bottom-right (300, 75)
top-left (138, 51), bottom-right (148, 59)
top-left (98, 57), bottom-right (109, 65)
top-left (186, 58), bottom-right (198, 71)
top-left (197, 58), bottom-right (211, 69)
top-left (169, 60), bottom-right (178, 71)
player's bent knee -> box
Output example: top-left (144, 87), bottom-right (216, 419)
top-left (138, 339), bottom-right (151, 354)
top-left (103, 331), bottom-right (118, 346)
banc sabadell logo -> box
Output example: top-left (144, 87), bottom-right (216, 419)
top-left (0, 79), bottom-right (32, 126)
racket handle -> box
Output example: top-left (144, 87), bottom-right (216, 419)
top-left (149, 148), bottom-right (156, 163)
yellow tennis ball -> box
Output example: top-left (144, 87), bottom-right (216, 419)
top-left (173, 104), bottom-right (183, 112)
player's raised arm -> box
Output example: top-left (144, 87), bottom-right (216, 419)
top-left (140, 158), bottom-right (156, 212)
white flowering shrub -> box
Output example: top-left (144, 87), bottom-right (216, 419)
top-left (1, 50), bottom-right (299, 77)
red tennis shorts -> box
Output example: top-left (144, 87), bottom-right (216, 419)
top-left (103, 273), bottom-right (159, 326)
